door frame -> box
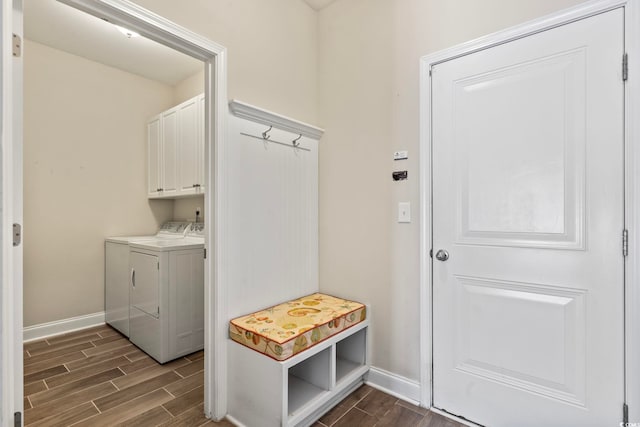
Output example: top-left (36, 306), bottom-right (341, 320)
top-left (4, 0), bottom-right (230, 422)
top-left (419, 0), bottom-right (640, 422)
top-left (2, 0), bottom-right (24, 425)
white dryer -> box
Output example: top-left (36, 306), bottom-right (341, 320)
top-left (128, 223), bottom-right (205, 363)
top-left (105, 222), bottom-right (191, 337)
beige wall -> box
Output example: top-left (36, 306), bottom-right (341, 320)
top-left (132, 0), bottom-right (318, 125)
top-left (24, 40), bottom-right (175, 326)
top-left (317, 0), bottom-right (585, 381)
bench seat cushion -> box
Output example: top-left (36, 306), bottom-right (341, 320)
top-left (229, 293), bottom-right (366, 361)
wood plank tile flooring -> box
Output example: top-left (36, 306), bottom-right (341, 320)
top-left (24, 325), bottom-right (463, 427)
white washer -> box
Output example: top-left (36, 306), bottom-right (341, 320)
top-left (105, 222), bottom-right (192, 337)
top-left (128, 223), bottom-right (205, 363)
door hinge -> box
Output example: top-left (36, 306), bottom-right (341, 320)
top-left (14, 411), bottom-right (21, 427)
top-left (623, 53), bottom-right (629, 81)
top-left (12, 34), bottom-right (21, 57)
top-left (429, 248), bottom-right (433, 258)
top-left (623, 402), bottom-right (629, 424)
top-left (13, 224), bottom-right (21, 247)
top-left (623, 229), bottom-right (629, 257)
top-left (157, 261), bottom-right (160, 270)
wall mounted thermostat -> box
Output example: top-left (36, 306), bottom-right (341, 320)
top-left (392, 171), bottom-right (408, 181)
top-left (393, 150), bottom-right (408, 160)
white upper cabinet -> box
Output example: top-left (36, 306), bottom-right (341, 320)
top-left (197, 94), bottom-right (205, 192)
top-left (148, 93), bottom-right (205, 199)
top-left (147, 115), bottom-right (162, 197)
top-left (161, 107), bottom-right (179, 197)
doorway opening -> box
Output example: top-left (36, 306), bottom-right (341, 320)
top-left (19, 0), bottom-right (227, 422)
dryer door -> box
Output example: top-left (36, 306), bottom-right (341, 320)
top-left (131, 251), bottom-right (160, 318)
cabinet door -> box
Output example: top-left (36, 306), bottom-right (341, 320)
top-left (197, 94), bottom-right (205, 193)
top-left (177, 98), bottom-right (199, 195)
top-left (147, 115), bottom-right (162, 198)
top-left (161, 108), bottom-right (179, 196)
top-left (131, 251), bottom-right (160, 318)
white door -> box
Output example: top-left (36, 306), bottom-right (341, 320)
top-left (147, 114), bottom-right (162, 198)
top-left (161, 108), bottom-right (178, 196)
top-left (130, 251), bottom-right (160, 318)
top-left (2, 0), bottom-right (24, 425)
top-left (432, 9), bottom-right (624, 427)
top-left (177, 97), bottom-right (199, 195)
top-left (197, 94), bottom-right (205, 192)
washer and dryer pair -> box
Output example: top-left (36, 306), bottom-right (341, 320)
top-left (105, 222), bottom-right (204, 363)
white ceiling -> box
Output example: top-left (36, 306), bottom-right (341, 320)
top-left (303, 0), bottom-right (338, 11)
top-left (24, 0), bottom-right (202, 86)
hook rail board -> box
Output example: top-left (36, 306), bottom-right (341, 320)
top-left (229, 100), bottom-right (325, 140)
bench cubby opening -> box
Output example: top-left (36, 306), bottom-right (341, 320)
top-left (228, 316), bottom-right (369, 427)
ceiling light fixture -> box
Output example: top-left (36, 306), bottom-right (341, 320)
top-left (115, 24), bottom-right (140, 38)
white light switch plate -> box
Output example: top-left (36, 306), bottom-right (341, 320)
top-left (398, 202), bottom-right (411, 223)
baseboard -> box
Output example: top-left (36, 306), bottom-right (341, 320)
top-left (365, 366), bottom-right (421, 406)
top-left (23, 312), bottom-right (105, 343)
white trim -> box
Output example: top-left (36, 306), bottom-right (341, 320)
top-left (23, 312), bottom-right (105, 343)
top-left (54, 0), bottom-right (229, 421)
top-left (2, 0), bottom-right (23, 425)
top-left (624, 0), bottom-right (640, 422)
top-left (429, 408), bottom-right (481, 427)
top-left (225, 415), bottom-right (245, 427)
top-left (419, 0), bottom-right (638, 419)
top-left (365, 366), bottom-right (422, 407)
top-left (228, 100), bottom-right (325, 140)
top-left (57, 0), bottom-right (224, 61)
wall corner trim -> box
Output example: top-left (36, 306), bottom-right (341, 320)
top-left (23, 312), bottom-right (105, 343)
top-left (365, 366), bottom-right (422, 407)
top-left (229, 99), bottom-right (325, 139)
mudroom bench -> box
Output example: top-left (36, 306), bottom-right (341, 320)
top-left (227, 293), bottom-right (370, 427)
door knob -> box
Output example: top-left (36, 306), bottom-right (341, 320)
top-left (435, 249), bottom-right (449, 261)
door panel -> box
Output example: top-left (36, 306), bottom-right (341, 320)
top-left (147, 114), bottom-right (161, 196)
top-left (455, 50), bottom-right (585, 249)
top-left (130, 251), bottom-right (159, 318)
top-left (432, 9), bottom-right (624, 427)
top-left (161, 108), bottom-right (178, 195)
top-left (178, 98), bottom-right (198, 193)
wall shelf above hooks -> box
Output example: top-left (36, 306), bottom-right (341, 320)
top-left (229, 100), bottom-right (325, 140)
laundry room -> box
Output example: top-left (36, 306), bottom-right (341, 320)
top-left (7, 0), bottom-right (639, 426)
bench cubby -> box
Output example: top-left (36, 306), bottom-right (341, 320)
top-left (228, 317), bottom-right (369, 427)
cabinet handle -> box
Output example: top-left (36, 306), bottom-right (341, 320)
top-left (192, 184), bottom-right (197, 188)
top-left (131, 268), bottom-right (135, 288)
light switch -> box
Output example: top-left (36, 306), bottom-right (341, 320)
top-left (398, 202), bottom-right (411, 223)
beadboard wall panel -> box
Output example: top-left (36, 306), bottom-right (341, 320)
top-left (226, 113), bottom-right (319, 320)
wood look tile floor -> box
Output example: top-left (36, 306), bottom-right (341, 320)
top-left (24, 325), bottom-right (463, 427)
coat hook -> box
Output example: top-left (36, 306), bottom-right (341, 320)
top-left (262, 126), bottom-right (272, 140)
top-left (292, 134), bottom-right (302, 147)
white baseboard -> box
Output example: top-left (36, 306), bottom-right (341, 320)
top-left (23, 311), bottom-right (105, 343)
top-left (365, 366), bottom-right (422, 406)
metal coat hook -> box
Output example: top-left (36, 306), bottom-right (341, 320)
top-left (262, 126), bottom-right (272, 140)
top-left (292, 134), bottom-right (302, 147)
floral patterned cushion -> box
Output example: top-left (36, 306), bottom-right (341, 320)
top-left (229, 293), bottom-right (366, 361)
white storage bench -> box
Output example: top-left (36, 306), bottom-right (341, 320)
top-left (227, 293), bottom-right (370, 427)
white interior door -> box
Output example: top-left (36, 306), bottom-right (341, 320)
top-left (432, 9), bottom-right (625, 427)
